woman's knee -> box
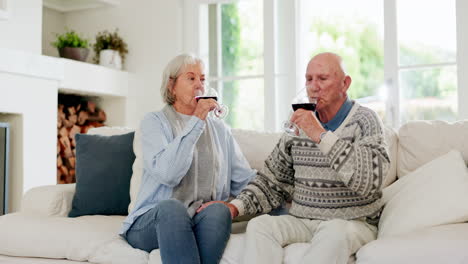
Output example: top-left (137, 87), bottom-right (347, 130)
top-left (201, 203), bottom-right (231, 224)
top-left (157, 199), bottom-right (189, 220)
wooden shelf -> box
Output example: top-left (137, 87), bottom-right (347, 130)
top-left (43, 0), bottom-right (119, 12)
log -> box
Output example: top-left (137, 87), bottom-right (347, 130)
top-left (59, 126), bottom-right (68, 138)
top-left (87, 101), bottom-right (96, 113)
top-left (59, 135), bottom-right (73, 158)
top-left (77, 111), bottom-right (89, 125)
top-left (69, 169), bottom-right (76, 183)
top-left (69, 125), bottom-right (81, 141)
top-left (67, 106), bottom-right (76, 116)
top-left (68, 114), bottom-right (78, 125)
top-left (57, 155), bottom-right (63, 167)
top-left (57, 169), bottom-right (64, 184)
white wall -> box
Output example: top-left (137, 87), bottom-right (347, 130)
top-left (0, 72), bottom-right (58, 212)
top-left (0, 0), bottom-right (42, 54)
top-left (42, 0), bottom-right (185, 129)
top-left (42, 7), bottom-right (65, 57)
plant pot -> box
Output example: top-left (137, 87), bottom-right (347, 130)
top-left (99, 49), bottom-right (122, 70)
top-left (58, 47), bottom-right (89, 62)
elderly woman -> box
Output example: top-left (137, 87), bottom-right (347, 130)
top-left (120, 54), bottom-right (256, 264)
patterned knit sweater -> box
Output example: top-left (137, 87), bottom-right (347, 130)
top-left (231, 102), bottom-right (390, 223)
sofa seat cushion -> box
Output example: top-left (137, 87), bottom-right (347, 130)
top-left (0, 213), bottom-right (148, 264)
top-left (356, 223), bottom-right (468, 264)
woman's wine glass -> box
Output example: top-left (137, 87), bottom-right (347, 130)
top-left (194, 86), bottom-right (229, 119)
top-left (283, 86), bottom-right (317, 136)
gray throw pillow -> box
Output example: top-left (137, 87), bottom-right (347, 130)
top-left (68, 132), bottom-right (135, 217)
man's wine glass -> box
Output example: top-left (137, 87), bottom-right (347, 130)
top-left (195, 86), bottom-right (229, 119)
top-left (283, 86), bottom-right (317, 136)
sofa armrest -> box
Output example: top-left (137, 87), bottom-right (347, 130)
top-left (20, 184), bottom-right (76, 217)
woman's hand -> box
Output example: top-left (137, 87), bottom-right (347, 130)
top-left (193, 98), bottom-right (218, 120)
top-left (196, 201), bottom-right (239, 219)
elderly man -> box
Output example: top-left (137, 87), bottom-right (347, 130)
top-left (230, 52), bottom-right (390, 263)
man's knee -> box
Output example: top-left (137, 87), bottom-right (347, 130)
top-left (246, 214), bottom-right (276, 234)
top-left (319, 219), bottom-right (354, 243)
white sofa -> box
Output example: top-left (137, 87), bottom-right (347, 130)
top-left (2, 120), bottom-right (468, 264)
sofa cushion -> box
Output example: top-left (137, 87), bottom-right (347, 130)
top-left (382, 126), bottom-right (398, 187)
top-left (0, 213), bottom-right (148, 263)
top-left (21, 184), bottom-right (75, 217)
top-left (357, 223), bottom-right (468, 264)
top-left (128, 128), bottom-right (143, 213)
top-left (69, 132), bottom-right (135, 217)
top-left (397, 120), bottom-right (468, 177)
top-left (231, 129), bottom-right (282, 171)
top-left (378, 150), bottom-right (468, 238)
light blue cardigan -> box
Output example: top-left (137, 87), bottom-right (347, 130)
top-left (120, 110), bottom-right (256, 235)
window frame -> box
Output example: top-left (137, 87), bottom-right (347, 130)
top-left (0, 0), bottom-right (10, 20)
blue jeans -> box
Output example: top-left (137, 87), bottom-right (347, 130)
top-left (125, 199), bottom-right (232, 264)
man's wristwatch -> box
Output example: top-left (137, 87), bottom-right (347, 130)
top-left (318, 131), bottom-right (327, 143)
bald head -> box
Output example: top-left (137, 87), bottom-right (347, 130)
top-left (309, 52), bottom-right (347, 78)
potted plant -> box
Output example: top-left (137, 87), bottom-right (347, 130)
top-left (51, 30), bottom-right (90, 62)
top-left (93, 29), bottom-right (128, 70)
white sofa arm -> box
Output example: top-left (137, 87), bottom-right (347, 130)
top-left (20, 184), bottom-right (76, 217)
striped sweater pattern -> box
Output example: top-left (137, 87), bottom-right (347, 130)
top-left (235, 103), bottom-right (390, 223)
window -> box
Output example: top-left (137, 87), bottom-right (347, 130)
top-left (397, 0), bottom-right (457, 124)
top-left (200, 1), bottom-right (265, 130)
top-left (0, 0), bottom-right (9, 20)
top-left (186, 0), bottom-right (468, 130)
top-left (298, 0), bottom-right (385, 122)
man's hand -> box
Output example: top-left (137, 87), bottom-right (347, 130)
top-left (196, 201), bottom-right (239, 219)
top-left (290, 109), bottom-right (326, 143)
top-left (193, 98), bottom-right (218, 120)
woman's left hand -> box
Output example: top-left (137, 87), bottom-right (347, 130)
top-left (196, 201), bottom-right (238, 219)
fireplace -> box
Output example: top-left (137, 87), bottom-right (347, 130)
top-left (0, 122), bottom-right (10, 215)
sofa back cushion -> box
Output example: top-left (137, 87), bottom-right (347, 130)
top-left (231, 129), bottom-right (282, 171)
top-left (397, 120), bottom-right (468, 178)
top-left (383, 126), bottom-right (398, 187)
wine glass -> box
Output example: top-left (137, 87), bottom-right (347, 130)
top-left (194, 86), bottom-right (229, 119)
top-left (283, 86), bottom-right (317, 136)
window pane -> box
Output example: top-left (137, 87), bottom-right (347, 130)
top-left (221, 1), bottom-right (263, 76)
top-left (397, 0), bottom-right (456, 66)
top-left (357, 97), bottom-right (387, 124)
top-left (400, 66), bottom-right (457, 123)
top-left (298, 0), bottom-right (384, 103)
top-left (211, 78), bottom-right (264, 130)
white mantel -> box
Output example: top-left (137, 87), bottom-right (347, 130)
top-left (0, 48), bottom-right (130, 212)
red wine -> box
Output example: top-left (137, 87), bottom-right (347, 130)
top-left (195, 96), bottom-right (218, 102)
top-left (292, 103), bottom-right (316, 111)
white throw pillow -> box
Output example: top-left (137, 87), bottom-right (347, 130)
top-left (378, 150), bottom-right (468, 238)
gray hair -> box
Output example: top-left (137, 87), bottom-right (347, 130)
top-left (160, 53), bottom-right (205, 105)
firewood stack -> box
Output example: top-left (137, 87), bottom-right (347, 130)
top-left (57, 95), bottom-right (107, 184)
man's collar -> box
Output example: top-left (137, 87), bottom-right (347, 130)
top-left (319, 97), bottom-right (353, 132)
